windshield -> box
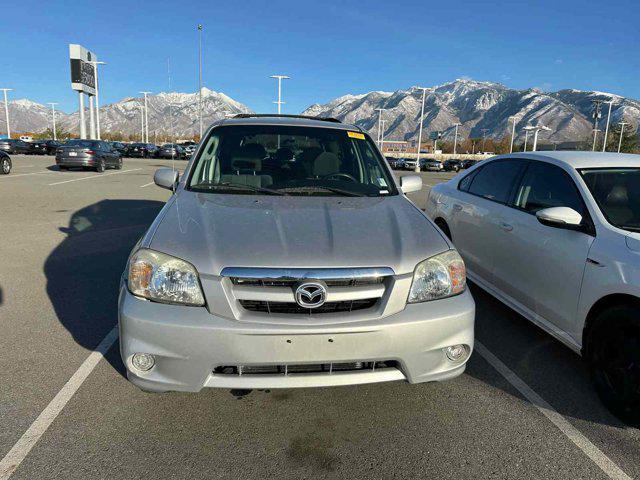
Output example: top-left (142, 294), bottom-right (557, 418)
top-left (188, 125), bottom-right (397, 197)
top-left (580, 168), bottom-right (640, 232)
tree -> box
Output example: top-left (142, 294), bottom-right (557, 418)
top-left (606, 124), bottom-right (638, 153)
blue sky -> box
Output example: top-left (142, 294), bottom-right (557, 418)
top-left (1, 0), bottom-right (638, 113)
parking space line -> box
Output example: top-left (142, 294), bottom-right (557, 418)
top-left (475, 341), bottom-right (631, 480)
top-left (0, 171), bottom-right (56, 179)
top-left (48, 168), bottom-right (142, 186)
top-left (140, 182), bottom-right (154, 188)
top-left (0, 326), bottom-right (118, 480)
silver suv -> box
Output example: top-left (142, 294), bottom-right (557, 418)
top-left (118, 115), bottom-right (474, 392)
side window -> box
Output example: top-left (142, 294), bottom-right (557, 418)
top-left (458, 168), bottom-right (480, 192)
top-left (466, 160), bottom-right (525, 204)
top-left (514, 162), bottom-right (584, 215)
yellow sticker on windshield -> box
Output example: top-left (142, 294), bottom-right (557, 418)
top-left (347, 131), bottom-right (365, 140)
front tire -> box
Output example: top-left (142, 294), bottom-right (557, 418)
top-left (1, 156), bottom-right (11, 174)
top-left (589, 306), bottom-right (640, 426)
top-left (96, 160), bottom-right (105, 173)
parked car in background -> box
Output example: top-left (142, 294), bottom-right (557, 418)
top-left (427, 151), bottom-right (640, 425)
top-left (119, 115), bottom-right (474, 394)
top-left (56, 139), bottom-right (122, 172)
top-left (30, 139), bottom-right (62, 155)
top-left (0, 138), bottom-right (32, 154)
top-left (425, 160), bottom-right (444, 172)
top-left (0, 151), bottom-right (11, 174)
top-left (404, 158), bottom-right (420, 170)
top-left (461, 159), bottom-right (478, 169)
top-left (386, 157), bottom-right (405, 169)
top-left (127, 143), bottom-right (158, 158)
top-left (158, 143), bottom-right (185, 159)
top-left (110, 142), bottom-right (129, 157)
top-left (443, 159), bottom-right (463, 172)
top-left (183, 144), bottom-right (196, 158)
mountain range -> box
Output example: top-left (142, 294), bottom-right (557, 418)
top-left (302, 79), bottom-right (640, 143)
top-left (3, 80), bottom-right (639, 143)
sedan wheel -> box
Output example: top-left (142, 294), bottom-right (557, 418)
top-left (1, 157), bottom-right (11, 174)
top-left (96, 160), bottom-right (105, 173)
top-left (590, 307), bottom-right (640, 426)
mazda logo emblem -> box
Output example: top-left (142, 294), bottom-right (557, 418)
top-left (295, 282), bottom-right (327, 309)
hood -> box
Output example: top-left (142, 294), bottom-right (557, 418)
top-left (149, 192), bottom-right (449, 276)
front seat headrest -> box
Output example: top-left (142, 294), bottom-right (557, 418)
top-left (231, 143), bottom-right (266, 171)
top-left (606, 185), bottom-right (629, 206)
top-left (312, 152), bottom-right (340, 177)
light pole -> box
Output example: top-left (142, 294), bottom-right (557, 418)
top-left (602, 100), bottom-right (614, 152)
top-left (380, 120), bottom-right (387, 151)
top-left (140, 91), bottom-right (152, 143)
top-left (509, 116), bottom-right (517, 153)
top-left (523, 125), bottom-right (534, 152)
top-left (48, 103), bottom-right (58, 140)
top-left (481, 129), bottom-right (489, 153)
top-left (375, 108), bottom-right (386, 148)
top-left (270, 75), bottom-right (290, 114)
top-left (591, 99), bottom-right (603, 151)
top-left (531, 125), bottom-right (551, 151)
top-left (415, 87), bottom-right (428, 172)
top-left (89, 61), bottom-right (106, 139)
top-left (197, 24), bottom-right (203, 138)
top-left (452, 122), bottom-right (461, 155)
top-left (139, 104), bottom-right (145, 142)
top-left (617, 122), bottom-right (628, 153)
top-left (1, 88), bottom-right (13, 138)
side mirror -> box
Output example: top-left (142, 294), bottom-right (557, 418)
top-left (536, 207), bottom-right (582, 229)
top-left (154, 168), bottom-right (179, 191)
top-left (399, 175), bottom-right (422, 194)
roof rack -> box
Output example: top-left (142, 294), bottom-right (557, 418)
top-left (232, 114), bottom-right (342, 124)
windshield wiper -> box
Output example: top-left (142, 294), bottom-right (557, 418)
top-left (192, 182), bottom-right (287, 196)
top-left (278, 186), bottom-right (366, 197)
top-left (619, 225), bottom-right (640, 232)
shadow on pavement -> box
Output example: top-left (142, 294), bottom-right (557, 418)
top-left (467, 283), bottom-right (631, 429)
top-left (44, 199), bottom-right (165, 376)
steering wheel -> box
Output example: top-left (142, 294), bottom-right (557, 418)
top-left (323, 172), bottom-right (357, 182)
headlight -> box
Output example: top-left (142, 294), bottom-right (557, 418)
top-left (408, 250), bottom-right (466, 303)
top-left (127, 249), bottom-right (205, 306)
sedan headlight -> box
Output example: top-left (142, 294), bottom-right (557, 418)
top-left (408, 250), bottom-right (466, 303)
top-left (127, 249), bottom-right (205, 306)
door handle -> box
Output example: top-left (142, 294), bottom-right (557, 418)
top-left (452, 204), bottom-right (463, 212)
top-left (499, 222), bottom-right (513, 232)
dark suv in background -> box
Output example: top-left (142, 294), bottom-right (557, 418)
top-left (127, 143), bottom-right (158, 158)
top-left (158, 143), bottom-right (185, 159)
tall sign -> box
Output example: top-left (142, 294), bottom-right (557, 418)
top-left (69, 44), bottom-right (98, 139)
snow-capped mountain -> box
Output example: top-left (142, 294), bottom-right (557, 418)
top-left (58, 88), bottom-right (252, 137)
top-left (302, 79), bottom-right (639, 143)
top-left (2, 99), bottom-right (60, 134)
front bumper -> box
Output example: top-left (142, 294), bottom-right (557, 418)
top-left (119, 287), bottom-right (475, 392)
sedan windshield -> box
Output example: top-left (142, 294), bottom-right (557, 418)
top-left (188, 124), bottom-right (397, 196)
top-left (580, 168), bottom-right (640, 232)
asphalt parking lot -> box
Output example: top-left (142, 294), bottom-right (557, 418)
top-left (1, 156), bottom-right (639, 479)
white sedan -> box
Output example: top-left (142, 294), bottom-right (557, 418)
top-left (426, 151), bottom-right (640, 425)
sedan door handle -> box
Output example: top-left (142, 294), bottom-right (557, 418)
top-left (499, 222), bottom-right (513, 232)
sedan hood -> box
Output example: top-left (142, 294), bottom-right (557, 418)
top-left (149, 191), bottom-right (450, 276)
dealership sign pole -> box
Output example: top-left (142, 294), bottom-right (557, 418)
top-left (69, 44), bottom-right (97, 139)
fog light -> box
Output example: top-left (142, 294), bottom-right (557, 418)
top-left (444, 344), bottom-right (469, 363)
top-left (132, 353), bottom-right (155, 371)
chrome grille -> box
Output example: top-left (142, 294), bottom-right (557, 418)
top-left (222, 267), bottom-right (394, 316)
top-left (239, 298), bottom-right (378, 315)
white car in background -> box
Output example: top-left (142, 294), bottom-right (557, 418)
top-left (426, 151), bottom-right (640, 425)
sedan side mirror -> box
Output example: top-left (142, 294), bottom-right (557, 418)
top-left (536, 207), bottom-right (582, 229)
top-left (154, 168), bottom-right (179, 191)
top-left (399, 175), bottom-right (422, 194)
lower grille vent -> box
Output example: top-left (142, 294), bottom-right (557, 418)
top-left (214, 361), bottom-right (398, 376)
